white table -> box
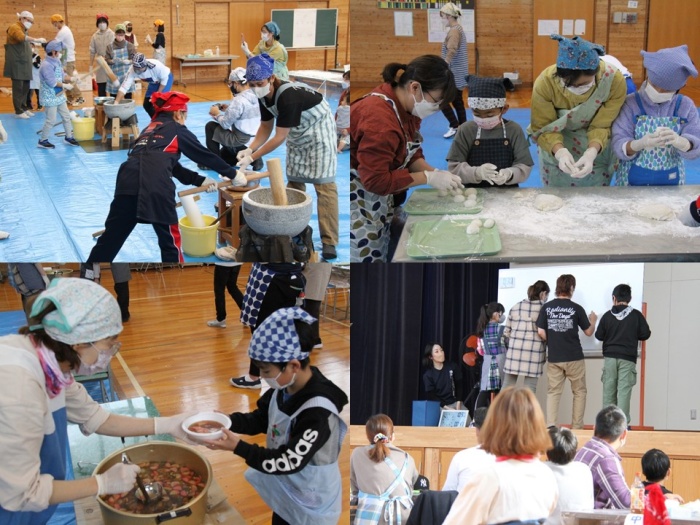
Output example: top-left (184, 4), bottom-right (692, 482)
top-left (392, 185), bottom-right (700, 262)
top-left (172, 54), bottom-right (239, 86)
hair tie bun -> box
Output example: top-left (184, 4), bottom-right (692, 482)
top-left (373, 433), bottom-right (389, 444)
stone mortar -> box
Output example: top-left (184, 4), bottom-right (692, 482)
top-left (242, 187), bottom-right (312, 237)
top-left (103, 100), bottom-right (136, 120)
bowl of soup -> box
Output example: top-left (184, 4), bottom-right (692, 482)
top-left (181, 412), bottom-right (231, 442)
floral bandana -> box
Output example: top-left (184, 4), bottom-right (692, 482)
top-left (36, 343), bottom-right (73, 398)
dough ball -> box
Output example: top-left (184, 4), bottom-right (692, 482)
top-left (437, 189), bottom-right (448, 198)
top-left (483, 218), bottom-right (495, 228)
top-left (534, 194), bottom-right (564, 212)
top-left (464, 188), bottom-right (477, 197)
top-left (466, 222), bottom-right (481, 235)
top-left (637, 203), bottom-right (675, 221)
top-left (466, 193), bottom-right (477, 202)
top-left (453, 194), bottom-right (466, 203)
top-left (471, 219), bottom-right (483, 228)
top-left (463, 199), bottom-right (477, 209)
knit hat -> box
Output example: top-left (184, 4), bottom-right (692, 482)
top-left (96, 13), bottom-right (108, 21)
top-left (229, 67), bottom-right (247, 83)
top-left (45, 40), bottom-right (64, 54)
top-left (18, 11), bottom-right (34, 21)
top-left (248, 307), bottom-right (316, 363)
top-left (263, 20), bottom-right (280, 37)
top-left (30, 278), bottom-right (122, 345)
top-left (114, 24), bottom-right (126, 34)
top-left (642, 45), bottom-right (698, 91)
top-left (466, 75), bottom-right (513, 109)
top-left (246, 53), bottom-right (275, 81)
top-left (50, 14), bottom-right (64, 23)
top-left (552, 35), bottom-right (604, 70)
top-left (440, 2), bottom-right (462, 18)
top-left (151, 91), bottom-right (190, 115)
top-left (132, 53), bottom-right (155, 70)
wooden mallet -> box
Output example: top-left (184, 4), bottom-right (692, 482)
top-left (176, 161), bottom-right (283, 198)
top-left (95, 55), bottom-right (118, 83)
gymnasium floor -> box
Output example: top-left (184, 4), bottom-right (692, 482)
top-left (0, 87), bottom-right (350, 263)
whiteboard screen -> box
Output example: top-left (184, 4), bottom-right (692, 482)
top-left (293, 9), bottom-right (317, 48)
top-left (497, 264), bottom-right (645, 354)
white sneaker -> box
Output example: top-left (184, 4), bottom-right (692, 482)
top-left (207, 319), bottom-right (227, 328)
top-left (0, 230), bottom-right (9, 240)
top-left (443, 127), bottom-right (457, 138)
top-left (15, 112), bottom-right (30, 119)
top-left (24, 110), bottom-right (35, 117)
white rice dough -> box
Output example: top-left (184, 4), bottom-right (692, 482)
top-left (483, 218), bottom-right (495, 228)
top-left (464, 188), bottom-right (477, 197)
top-left (437, 189), bottom-right (448, 198)
top-left (463, 199), bottom-right (478, 209)
top-left (637, 203), bottom-right (675, 221)
top-left (466, 222), bottom-right (481, 235)
top-left (534, 194), bottom-right (564, 212)
top-left (453, 194), bottom-right (466, 203)
top-left (471, 219), bottom-right (483, 228)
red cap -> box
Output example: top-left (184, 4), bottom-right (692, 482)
top-left (96, 13), bottom-right (108, 20)
top-left (151, 91), bottom-right (190, 115)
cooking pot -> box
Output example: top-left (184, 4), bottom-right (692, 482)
top-left (93, 441), bottom-right (211, 524)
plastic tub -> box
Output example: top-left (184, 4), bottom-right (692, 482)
top-left (72, 117), bottom-right (95, 141)
top-left (178, 215), bottom-right (217, 257)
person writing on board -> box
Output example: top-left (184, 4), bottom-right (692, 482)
top-left (594, 284), bottom-right (650, 426)
top-left (536, 274), bottom-right (597, 429)
top-left (236, 53), bottom-right (339, 260)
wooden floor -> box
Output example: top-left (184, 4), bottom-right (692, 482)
top-left (0, 264), bottom-right (350, 525)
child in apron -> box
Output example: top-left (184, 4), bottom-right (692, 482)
top-left (105, 24), bottom-right (136, 99)
top-left (528, 35), bottom-right (627, 187)
top-left (611, 45), bottom-right (700, 186)
top-left (208, 307), bottom-right (348, 525)
top-left (447, 75), bottom-right (534, 186)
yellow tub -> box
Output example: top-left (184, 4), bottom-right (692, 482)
top-left (178, 215), bottom-right (217, 257)
top-left (72, 117), bottom-right (96, 141)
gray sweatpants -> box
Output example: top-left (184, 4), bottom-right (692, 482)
top-left (40, 103), bottom-right (73, 141)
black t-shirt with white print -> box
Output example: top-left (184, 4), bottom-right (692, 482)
top-left (536, 298), bottom-right (591, 363)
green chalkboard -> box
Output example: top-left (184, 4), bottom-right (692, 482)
top-left (271, 9), bottom-right (338, 49)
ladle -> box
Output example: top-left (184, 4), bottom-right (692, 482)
top-left (121, 453), bottom-right (164, 504)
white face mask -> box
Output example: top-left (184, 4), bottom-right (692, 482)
top-left (263, 368), bottom-right (296, 390)
top-left (77, 342), bottom-right (120, 376)
top-left (566, 80), bottom-right (595, 96)
top-left (473, 114), bottom-right (501, 130)
top-left (645, 82), bottom-right (674, 104)
top-left (253, 83), bottom-right (271, 99)
top-left (23, 20), bottom-right (32, 30)
top-left (98, 23), bottom-right (107, 31)
top-left (411, 84), bottom-right (441, 119)
top-left (261, 32), bottom-right (270, 42)
top-left (341, 81), bottom-right (350, 90)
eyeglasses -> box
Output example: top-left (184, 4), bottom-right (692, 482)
top-left (91, 341), bottom-right (122, 357)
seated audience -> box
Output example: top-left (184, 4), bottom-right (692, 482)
top-left (642, 448), bottom-right (684, 503)
top-left (442, 407), bottom-right (495, 492)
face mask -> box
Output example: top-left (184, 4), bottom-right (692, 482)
top-left (473, 114), bottom-right (502, 130)
top-left (126, 27), bottom-right (133, 32)
top-left (229, 84), bottom-right (238, 95)
top-left (115, 35), bottom-right (125, 42)
top-left (23, 21), bottom-right (32, 30)
top-left (341, 81), bottom-right (350, 90)
top-left (253, 83), bottom-right (271, 99)
top-left (442, 16), bottom-right (451, 26)
top-left (645, 82), bottom-right (674, 104)
top-left (411, 84), bottom-right (440, 119)
top-left (98, 23), bottom-right (107, 31)
top-left (263, 368), bottom-right (296, 390)
top-left (566, 80), bottom-right (595, 96)
top-left (77, 342), bottom-right (120, 376)
top-left (261, 32), bottom-right (270, 42)
top-left (498, 313), bottom-right (505, 323)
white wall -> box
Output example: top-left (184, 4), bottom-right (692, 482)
top-left (501, 263), bottom-right (700, 431)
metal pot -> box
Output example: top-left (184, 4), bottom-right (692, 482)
top-left (93, 441), bottom-right (211, 525)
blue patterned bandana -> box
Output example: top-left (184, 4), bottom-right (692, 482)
top-left (248, 307), bottom-right (316, 363)
top-left (552, 35), bottom-right (604, 70)
top-left (30, 278), bottom-right (122, 344)
top-left (246, 53), bottom-right (275, 81)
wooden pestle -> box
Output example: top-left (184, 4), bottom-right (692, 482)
top-left (95, 56), bottom-right (118, 83)
top-left (177, 170), bottom-right (270, 198)
top-left (266, 158), bottom-right (287, 206)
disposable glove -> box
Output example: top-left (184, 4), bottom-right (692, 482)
top-left (62, 83), bottom-right (74, 91)
top-left (474, 163), bottom-right (498, 184)
top-left (95, 463), bottom-right (140, 495)
top-left (554, 148), bottom-right (576, 175)
top-left (112, 79), bottom-right (121, 88)
top-left (679, 199), bottom-right (700, 228)
top-left (657, 126), bottom-right (691, 152)
top-left (241, 42), bottom-right (251, 56)
top-left (200, 176), bottom-right (218, 192)
top-left (630, 131), bottom-right (667, 152)
top-left (70, 75), bottom-right (79, 83)
top-left (424, 169), bottom-right (462, 191)
top-left (489, 168), bottom-right (513, 186)
top-left (236, 147), bottom-right (253, 161)
top-left (232, 170), bottom-right (248, 186)
top-left (236, 155), bottom-right (254, 171)
top-left (145, 34), bottom-right (153, 44)
top-left (572, 147), bottom-right (598, 178)
top-left (121, 58), bottom-right (132, 65)
top-left (154, 412), bottom-right (200, 444)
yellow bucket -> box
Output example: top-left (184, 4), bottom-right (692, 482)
top-left (179, 215), bottom-right (217, 257)
top-left (72, 117), bottom-right (95, 141)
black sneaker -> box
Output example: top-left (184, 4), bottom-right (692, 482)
top-left (229, 376), bottom-right (262, 389)
top-left (65, 137), bottom-right (80, 146)
top-left (38, 139), bottom-right (55, 149)
top-left (321, 244), bottom-right (337, 260)
top-left (252, 158), bottom-right (264, 171)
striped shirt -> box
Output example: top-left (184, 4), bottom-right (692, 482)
top-left (574, 436), bottom-right (630, 509)
top-left (441, 24), bottom-right (468, 90)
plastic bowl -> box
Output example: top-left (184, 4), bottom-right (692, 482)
top-left (181, 412), bottom-right (231, 442)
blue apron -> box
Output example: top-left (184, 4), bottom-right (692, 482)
top-left (615, 93), bottom-right (686, 186)
top-left (244, 395), bottom-right (347, 525)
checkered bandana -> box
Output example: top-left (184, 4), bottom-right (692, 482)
top-left (466, 75), bottom-right (507, 110)
top-left (248, 307), bottom-right (316, 363)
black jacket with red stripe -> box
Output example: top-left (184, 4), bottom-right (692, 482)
top-left (114, 112), bottom-right (238, 224)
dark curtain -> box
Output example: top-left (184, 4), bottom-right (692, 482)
top-left (350, 262), bottom-right (508, 426)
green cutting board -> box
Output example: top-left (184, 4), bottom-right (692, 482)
top-left (406, 218), bottom-right (502, 258)
top-left (404, 188), bottom-right (483, 215)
